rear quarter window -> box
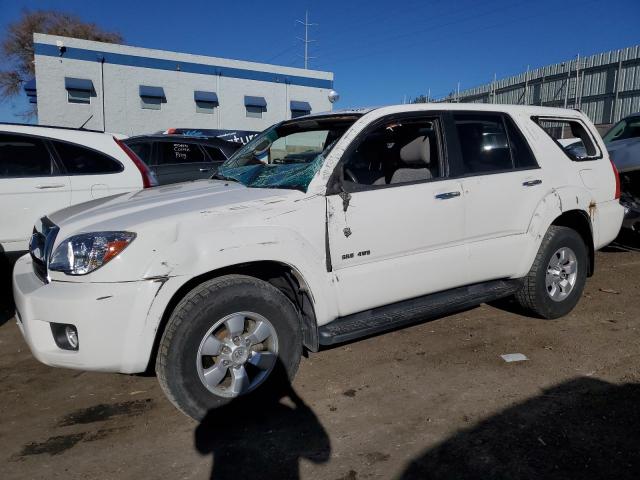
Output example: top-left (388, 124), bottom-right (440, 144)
top-left (532, 117), bottom-right (601, 161)
top-left (52, 140), bottom-right (123, 175)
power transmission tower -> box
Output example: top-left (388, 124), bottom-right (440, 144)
top-left (296, 10), bottom-right (317, 69)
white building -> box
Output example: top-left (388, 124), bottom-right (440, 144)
top-left (30, 33), bottom-right (335, 135)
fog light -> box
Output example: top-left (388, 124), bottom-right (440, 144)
top-left (65, 326), bottom-right (79, 349)
top-left (50, 323), bottom-right (79, 351)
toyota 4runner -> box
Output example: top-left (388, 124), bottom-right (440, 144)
top-left (13, 104), bottom-right (624, 419)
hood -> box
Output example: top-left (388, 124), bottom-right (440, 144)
top-left (48, 179), bottom-right (302, 233)
top-left (607, 138), bottom-right (640, 173)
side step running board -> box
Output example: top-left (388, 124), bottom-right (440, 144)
top-left (318, 279), bottom-right (522, 346)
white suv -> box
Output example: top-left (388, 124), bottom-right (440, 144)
top-left (13, 104), bottom-right (624, 419)
top-left (0, 124), bottom-right (157, 253)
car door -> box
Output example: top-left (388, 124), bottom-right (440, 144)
top-left (49, 139), bottom-right (127, 204)
top-left (156, 140), bottom-right (212, 184)
top-left (449, 112), bottom-right (545, 283)
top-left (326, 113), bottom-right (468, 317)
top-left (0, 132), bottom-right (71, 251)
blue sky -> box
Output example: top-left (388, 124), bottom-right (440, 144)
top-left (1, 0), bottom-right (639, 122)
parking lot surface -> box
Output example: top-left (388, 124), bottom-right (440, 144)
top-left (1, 245), bottom-right (640, 479)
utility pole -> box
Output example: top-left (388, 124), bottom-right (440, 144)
top-left (524, 65), bottom-right (530, 105)
top-left (491, 73), bottom-right (497, 104)
top-left (296, 10), bottom-right (317, 69)
top-left (575, 54), bottom-right (580, 109)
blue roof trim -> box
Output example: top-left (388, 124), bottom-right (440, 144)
top-left (34, 43), bottom-right (333, 89)
top-left (65, 77), bottom-right (94, 91)
top-left (194, 91), bottom-right (218, 103)
top-left (139, 85), bottom-right (165, 98)
top-left (290, 100), bottom-right (311, 112)
top-left (244, 96), bottom-right (267, 107)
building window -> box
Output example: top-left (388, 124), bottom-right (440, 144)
top-left (196, 101), bottom-right (215, 114)
top-left (194, 91), bottom-right (218, 114)
top-left (139, 85), bottom-right (165, 111)
top-left (68, 89), bottom-right (90, 104)
top-left (141, 96), bottom-right (162, 110)
top-left (244, 96), bottom-right (267, 119)
top-left (290, 100), bottom-right (311, 118)
top-left (246, 106), bottom-right (264, 118)
top-left (64, 77), bottom-right (93, 105)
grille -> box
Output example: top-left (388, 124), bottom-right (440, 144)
top-left (29, 217), bottom-right (59, 283)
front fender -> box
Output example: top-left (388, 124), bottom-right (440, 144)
top-left (144, 224), bottom-right (336, 319)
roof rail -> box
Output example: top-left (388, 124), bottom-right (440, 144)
top-left (0, 121), bottom-right (104, 133)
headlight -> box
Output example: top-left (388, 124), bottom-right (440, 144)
top-left (49, 232), bottom-right (136, 275)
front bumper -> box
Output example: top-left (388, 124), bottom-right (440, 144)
top-left (13, 254), bottom-right (165, 373)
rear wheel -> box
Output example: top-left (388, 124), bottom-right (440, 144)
top-left (515, 226), bottom-right (588, 319)
top-left (156, 275), bottom-right (302, 420)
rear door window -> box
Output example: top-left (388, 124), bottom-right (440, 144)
top-left (52, 141), bottom-right (123, 174)
top-left (453, 114), bottom-right (512, 174)
top-left (504, 116), bottom-right (538, 169)
top-left (158, 142), bottom-right (206, 165)
top-left (0, 133), bottom-right (58, 178)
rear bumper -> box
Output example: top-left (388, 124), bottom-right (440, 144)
top-left (594, 199), bottom-right (625, 249)
top-left (12, 254), bottom-right (165, 373)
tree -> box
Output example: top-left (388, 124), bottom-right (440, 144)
top-left (0, 10), bottom-right (122, 116)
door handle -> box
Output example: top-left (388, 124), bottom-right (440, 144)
top-left (522, 179), bottom-right (542, 187)
top-left (35, 184), bottom-right (65, 189)
top-left (199, 168), bottom-right (213, 173)
top-left (435, 191), bottom-right (461, 200)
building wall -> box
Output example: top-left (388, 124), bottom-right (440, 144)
top-left (33, 34), bottom-right (334, 135)
top-left (437, 45), bottom-right (640, 125)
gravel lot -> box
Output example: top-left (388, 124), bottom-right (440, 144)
top-left (1, 242), bottom-right (639, 480)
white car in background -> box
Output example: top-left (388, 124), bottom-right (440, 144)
top-left (0, 124), bottom-right (157, 253)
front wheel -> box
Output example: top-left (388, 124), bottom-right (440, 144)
top-left (515, 226), bottom-right (588, 319)
top-left (156, 275), bottom-right (302, 420)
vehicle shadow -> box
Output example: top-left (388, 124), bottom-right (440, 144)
top-left (0, 250), bottom-right (21, 327)
top-left (399, 377), bottom-right (640, 480)
top-left (194, 359), bottom-right (331, 480)
top-left (603, 230), bottom-right (640, 252)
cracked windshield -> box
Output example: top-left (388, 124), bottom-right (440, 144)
top-left (217, 117), bottom-right (357, 191)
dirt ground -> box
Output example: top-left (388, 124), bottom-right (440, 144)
top-left (1, 242), bottom-right (640, 480)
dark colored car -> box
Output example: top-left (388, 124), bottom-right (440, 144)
top-left (603, 114), bottom-right (640, 236)
top-left (124, 135), bottom-right (240, 185)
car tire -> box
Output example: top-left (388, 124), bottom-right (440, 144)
top-left (515, 225), bottom-right (588, 319)
top-left (156, 274), bottom-right (302, 420)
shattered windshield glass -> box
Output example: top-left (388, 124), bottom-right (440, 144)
top-left (217, 116), bottom-right (358, 191)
